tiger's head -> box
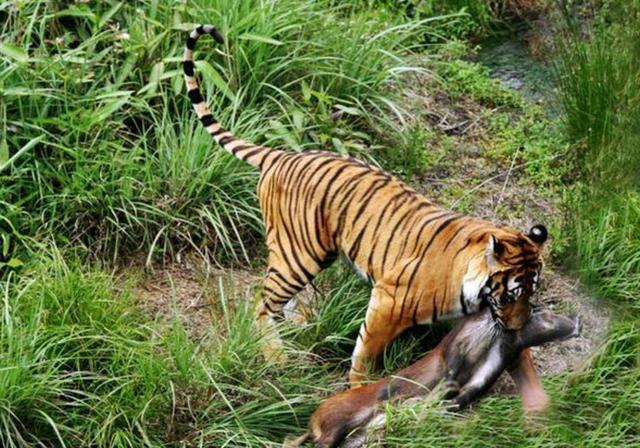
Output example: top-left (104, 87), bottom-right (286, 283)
top-left (480, 224), bottom-right (548, 330)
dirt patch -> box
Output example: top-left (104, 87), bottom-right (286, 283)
top-left (132, 260), bottom-right (258, 339)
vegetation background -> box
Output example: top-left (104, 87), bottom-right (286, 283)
top-left (0, 0), bottom-right (638, 446)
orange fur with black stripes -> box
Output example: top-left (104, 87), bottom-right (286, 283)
top-left (183, 25), bottom-right (549, 386)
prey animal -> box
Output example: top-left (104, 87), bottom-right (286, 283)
top-left (295, 307), bottom-right (581, 448)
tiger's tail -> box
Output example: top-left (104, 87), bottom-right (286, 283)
top-left (183, 25), bottom-right (275, 168)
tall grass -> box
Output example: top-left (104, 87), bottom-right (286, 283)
top-left (566, 192), bottom-right (640, 305)
top-left (555, 1), bottom-right (640, 186)
top-left (1, 0), bottom-right (438, 265)
top-left (0, 247), bottom-right (344, 447)
top-left (0, 249), bottom-right (169, 447)
top-left (554, 1), bottom-right (640, 302)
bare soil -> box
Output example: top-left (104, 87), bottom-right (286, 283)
top-left (133, 261), bottom-right (258, 340)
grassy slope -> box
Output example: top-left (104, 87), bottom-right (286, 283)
top-left (1, 0), bottom-right (639, 447)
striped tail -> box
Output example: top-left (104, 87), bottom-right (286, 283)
top-left (183, 24), bottom-right (275, 168)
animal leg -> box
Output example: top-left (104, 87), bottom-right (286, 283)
top-left (508, 348), bottom-right (549, 413)
top-left (349, 286), bottom-right (412, 387)
top-left (256, 248), bottom-right (324, 362)
top-left (453, 345), bottom-right (504, 410)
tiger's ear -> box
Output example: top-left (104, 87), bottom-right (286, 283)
top-left (528, 224), bottom-right (548, 246)
top-left (486, 235), bottom-right (506, 267)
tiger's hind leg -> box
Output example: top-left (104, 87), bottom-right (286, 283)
top-left (256, 271), bottom-right (302, 363)
top-left (256, 246), bottom-right (335, 363)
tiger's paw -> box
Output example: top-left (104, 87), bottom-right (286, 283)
top-left (348, 369), bottom-right (365, 389)
top-left (261, 338), bottom-right (288, 365)
top-left (283, 296), bottom-right (314, 326)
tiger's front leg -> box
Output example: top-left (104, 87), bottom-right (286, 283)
top-left (349, 285), bottom-right (414, 387)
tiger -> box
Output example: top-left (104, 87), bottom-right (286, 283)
top-left (182, 25), bottom-right (549, 401)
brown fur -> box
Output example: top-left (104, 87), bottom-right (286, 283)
top-left (305, 308), bottom-right (580, 448)
top-left (183, 25), bottom-right (548, 385)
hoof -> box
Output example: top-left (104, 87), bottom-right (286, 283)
top-left (442, 379), bottom-right (461, 398)
top-left (522, 389), bottom-right (550, 414)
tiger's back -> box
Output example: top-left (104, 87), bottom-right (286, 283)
top-left (258, 150), bottom-right (429, 280)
